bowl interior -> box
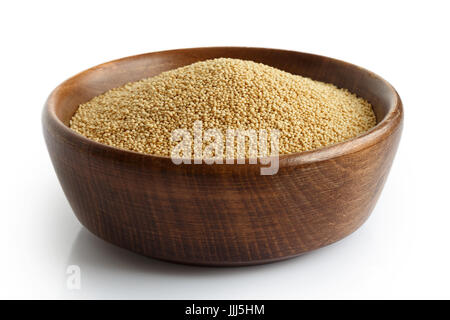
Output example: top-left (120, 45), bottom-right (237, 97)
top-left (51, 47), bottom-right (397, 133)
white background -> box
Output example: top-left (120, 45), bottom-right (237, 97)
top-left (1, 0), bottom-right (449, 299)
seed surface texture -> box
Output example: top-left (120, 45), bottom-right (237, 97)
top-left (70, 58), bottom-right (377, 156)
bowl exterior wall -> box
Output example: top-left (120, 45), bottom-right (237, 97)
top-left (43, 112), bottom-right (402, 266)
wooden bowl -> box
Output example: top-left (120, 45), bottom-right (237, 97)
top-left (43, 47), bottom-right (403, 266)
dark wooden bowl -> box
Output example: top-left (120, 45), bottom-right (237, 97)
top-left (43, 47), bottom-right (403, 266)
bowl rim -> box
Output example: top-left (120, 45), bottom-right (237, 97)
top-left (44, 46), bottom-right (403, 167)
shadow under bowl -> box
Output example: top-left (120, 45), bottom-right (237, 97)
top-left (43, 47), bottom-right (403, 266)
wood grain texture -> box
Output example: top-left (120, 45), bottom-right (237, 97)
top-left (42, 47), bottom-right (403, 266)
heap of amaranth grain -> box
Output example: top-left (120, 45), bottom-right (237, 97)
top-left (70, 58), bottom-right (376, 156)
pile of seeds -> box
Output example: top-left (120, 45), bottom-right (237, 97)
top-left (69, 58), bottom-right (376, 157)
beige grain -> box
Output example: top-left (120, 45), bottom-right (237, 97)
top-left (70, 58), bottom-right (376, 157)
